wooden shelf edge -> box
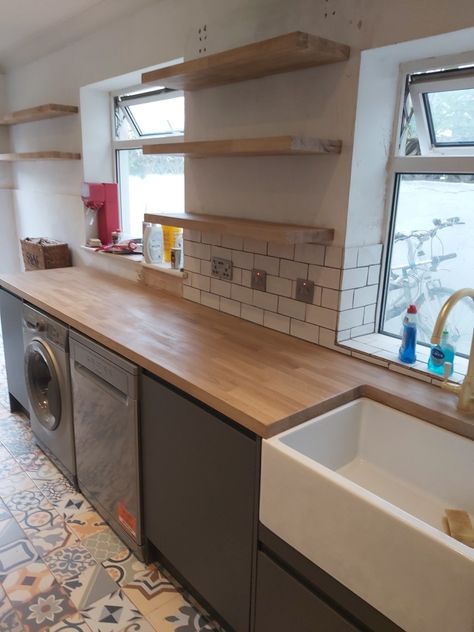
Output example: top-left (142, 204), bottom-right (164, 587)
top-left (0, 104), bottom-right (78, 126)
top-left (144, 212), bottom-right (335, 245)
top-left (143, 136), bottom-right (342, 157)
top-left (142, 31), bottom-right (350, 90)
top-left (0, 151), bottom-right (82, 162)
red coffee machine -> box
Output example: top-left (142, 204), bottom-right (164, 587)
top-left (81, 182), bottom-right (120, 246)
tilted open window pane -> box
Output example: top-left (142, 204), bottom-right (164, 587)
top-left (126, 96), bottom-right (184, 136)
top-left (382, 174), bottom-right (474, 357)
top-left (425, 88), bottom-right (474, 145)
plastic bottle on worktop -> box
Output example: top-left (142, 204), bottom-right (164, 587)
top-left (398, 304), bottom-right (417, 364)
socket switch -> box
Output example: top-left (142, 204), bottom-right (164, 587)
top-left (211, 256), bottom-right (233, 281)
top-left (251, 269), bottom-right (267, 291)
top-left (295, 278), bottom-right (315, 303)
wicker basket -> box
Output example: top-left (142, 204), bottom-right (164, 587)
top-left (20, 238), bottom-right (71, 271)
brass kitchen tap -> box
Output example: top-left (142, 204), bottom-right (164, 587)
top-left (431, 288), bottom-right (474, 413)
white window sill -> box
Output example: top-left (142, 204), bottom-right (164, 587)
top-left (339, 332), bottom-right (468, 385)
top-left (80, 246), bottom-right (185, 278)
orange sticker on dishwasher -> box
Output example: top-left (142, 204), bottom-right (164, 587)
top-left (117, 502), bottom-right (137, 539)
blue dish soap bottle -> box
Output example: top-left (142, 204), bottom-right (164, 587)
top-left (428, 329), bottom-right (455, 376)
top-left (398, 304), bottom-right (417, 364)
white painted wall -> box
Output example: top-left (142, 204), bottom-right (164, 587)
top-left (4, 0), bottom-right (474, 273)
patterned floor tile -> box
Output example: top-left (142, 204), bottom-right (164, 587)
top-left (26, 516), bottom-right (79, 557)
top-left (81, 529), bottom-right (128, 563)
top-left (66, 511), bottom-right (108, 541)
top-left (2, 560), bottom-right (56, 604)
top-left (146, 594), bottom-right (216, 632)
top-left (36, 478), bottom-right (76, 505)
top-left (0, 499), bottom-right (10, 522)
top-left (45, 544), bottom-right (97, 582)
top-left (14, 581), bottom-right (78, 631)
top-left (102, 549), bottom-right (148, 588)
top-left (55, 494), bottom-right (92, 521)
top-left (0, 472), bottom-right (37, 497)
top-left (0, 594), bottom-right (23, 632)
top-left (123, 565), bottom-right (177, 615)
top-left (48, 612), bottom-right (93, 631)
top-left (14, 449), bottom-right (46, 472)
top-left (81, 589), bottom-right (153, 632)
top-left (0, 517), bottom-right (26, 549)
top-left (63, 564), bottom-right (118, 610)
top-left (8, 491), bottom-right (60, 533)
top-left (0, 538), bottom-right (39, 574)
top-left (27, 460), bottom-right (64, 482)
top-left (0, 457), bottom-right (22, 478)
top-left (2, 436), bottom-right (35, 456)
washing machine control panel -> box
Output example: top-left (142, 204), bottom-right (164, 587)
top-left (47, 323), bottom-right (68, 350)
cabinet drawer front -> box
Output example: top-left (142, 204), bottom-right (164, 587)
top-left (141, 374), bottom-right (259, 632)
top-left (255, 552), bottom-right (360, 632)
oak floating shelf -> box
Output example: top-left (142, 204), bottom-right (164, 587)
top-left (0, 104), bottom-right (78, 126)
top-left (144, 212), bottom-right (334, 245)
top-left (0, 152), bottom-right (81, 162)
top-left (142, 31), bottom-right (350, 90)
top-left (143, 136), bottom-right (341, 158)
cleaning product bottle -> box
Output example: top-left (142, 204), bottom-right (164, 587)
top-left (398, 304), bottom-right (417, 364)
top-left (162, 226), bottom-right (183, 263)
top-left (428, 329), bottom-right (455, 376)
top-left (143, 223), bottom-right (163, 264)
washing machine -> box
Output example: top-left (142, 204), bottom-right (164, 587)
top-left (22, 304), bottom-right (76, 485)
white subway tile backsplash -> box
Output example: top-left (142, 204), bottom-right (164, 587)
top-left (341, 267), bottom-right (368, 290)
top-left (338, 307), bottom-right (365, 330)
top-left (184, 256), bottom-right (201, 274)
top-left (321, 288), bottom-right (340, 310)
top-left (350, 323), bottom-right (375, 337)
top-left (253, 290), bottom-right (278, 312)
top-left (364, 303), bottom-right (376, 324)
top-left (312, 285), bottom-right (322, 306)
top-left (183, 229), bottom-right (201, 242)
top-left (220, 297), bottom-right (241, 317)
top-left (232, 267), bottom-right (242, 285)
top-left (278, 296), bottom-right (306, 320)
top-left (200, 260), bottom-right (212, 277)
top-left (280, 259), bottom-right (308, 280)
top-left (232, 250), bottom-right (254, 270)
top-left (339, 289), bottom-right (354, 311)
top-left (290, 319), bottom-right (319, 344)
top-left (241, 304), bottom-right (264, 325)
top-left (231, 284), bottom-right (253, 304)
top-left (325, 246), bottom-right (343, 269)
top-left (185, 240), bottom-right (211, 260)
top-left (243, 238), bottom-right (267, 254)
top-left (254, 254), bottom-right (280, 276)
top-left (308, 265), bottom-right (341, 289)
top-left (357, 244), bottom-right (383, 267)
top-left (201, 232), bottom-right (221, 246)
top-left (343, 247), bottom-right (358, 269)
top-left (268, 242), bottom-right (295, 260)
top-left (241, 269), bottom-right (252, 287)
top-left (353, 284), bottom-right (378, 307)
top-left (294, 244), bottom-right (325, 265)
top-left (318, 327), bottom-right (337, 348)
top-left (183, 285), bottom-right (201, 303)
top-left (267, 275), bottom-right (292, 297)
top-left (368, 264), bottom-right (381, 285)
top-left (201, 291), bottom-right (220, 309)
top-left (264, 311), bottom-right (290, 334)
top-left (222, 234), bottom-right (244, 250)
top-left (210, 278), bottom-right (231, 298)
top-left (211, 245), bottom-right (232, 260)
top-left (191, 273), bottom-right (211, 292)
top-left (306, 305), bottom-right (338, 330)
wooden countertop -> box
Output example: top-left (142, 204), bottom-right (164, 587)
top-left (1, 267), bottom-right (472, 440)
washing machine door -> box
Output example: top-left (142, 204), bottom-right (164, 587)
top-left (24, 340), bottom-right (62, 431)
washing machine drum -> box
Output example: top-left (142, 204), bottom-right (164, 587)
top-left (25, 340), bottom-right (62, 431)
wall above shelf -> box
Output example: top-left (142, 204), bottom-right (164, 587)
top-left (0, 152), bottom-right (81, 162)
top-left (0, 104), bottom-right (78, 126)
top-left (144, 212), bottom-right (334, 245)
top-left (142, 31), bottom-right (350, 90)
top-left (143, 136), bottom-right (342, 158)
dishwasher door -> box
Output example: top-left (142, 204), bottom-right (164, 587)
top-left (70, 331), bottom-right (142, 550)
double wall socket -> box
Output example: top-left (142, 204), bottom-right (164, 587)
top-left (251, 269), bottom-right (267, 291)
top-left (211, 257), bottom-right (233, 281)
top-left (295, 278), bottom-right (315, 303)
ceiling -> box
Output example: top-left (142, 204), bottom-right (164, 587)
top-left (0, 0), bottom-right (159, 70)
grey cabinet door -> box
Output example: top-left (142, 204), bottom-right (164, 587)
top-left (255, 552), bottom-right (361, 632)
top-left (141, 373), bottom-right (259, 632)
top-left (0, 289), bottom-right (28, 410)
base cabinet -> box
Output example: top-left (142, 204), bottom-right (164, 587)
top-left (0, 289), bottom-right (28, 411)
top-left (255, 551), bottom-right (360, 632)
top-left (141, 373), bottom-right (259, 632)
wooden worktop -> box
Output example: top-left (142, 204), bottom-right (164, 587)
top-left (1, 267), bottom-right (472, 440)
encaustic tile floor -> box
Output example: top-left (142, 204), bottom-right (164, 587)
top-left (0, 336), bottom-right (223, 632)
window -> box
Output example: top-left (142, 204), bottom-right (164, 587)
top-left (382, 66), bottom-right (474, 357)
top-left (112, 86), bottom-right (185, 239)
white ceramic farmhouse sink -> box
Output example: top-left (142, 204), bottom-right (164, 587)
top-left (260, 398), bottom-right (474, 632)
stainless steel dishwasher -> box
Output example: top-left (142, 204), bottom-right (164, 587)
top-left (69, 330), bottom-right (143, 558)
